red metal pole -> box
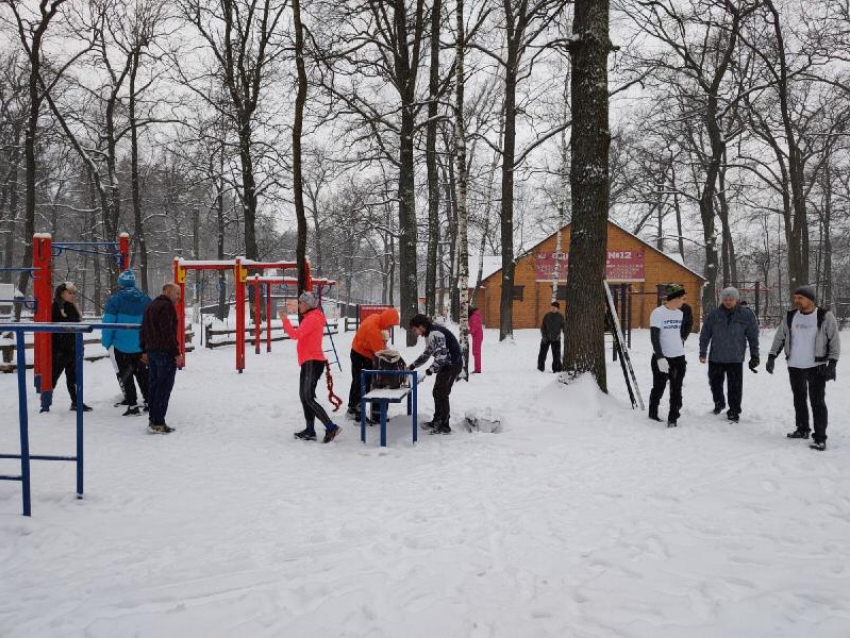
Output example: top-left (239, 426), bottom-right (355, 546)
top-left (235, 258), bottom-right (245, 372)
top-left (253, 276), bottom-right (261, 354)
top-left (33, 234), bottom-right (53, 399)
top-left (266, 283), bottom-right (272, 352)
top-left (119, 232), bottom-right (130, 270)
top-left (174, 258), bottom-right (186, 368)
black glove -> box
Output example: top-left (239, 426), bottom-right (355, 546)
top-left (765, 355), bottom-right (775, 374)
top-left (407, 364), bottom-right (415, 371)
top-left (820, 360), bottom-right (837, 381)
top-left (748, 357), bottom-right (760, 373)
top-left (425, 369), bottom-right (433, 376)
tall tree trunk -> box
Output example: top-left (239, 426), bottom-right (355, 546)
top-left (425, 0), bottom-right (442, 317)
top-left (563, 0), bottom-right (612, 389)
top-left (455, 0), bottom-right (470, 379)
top-left (499, 40), bottom-right (519, 341)
top-left (398, 103), bottom-right (419, 345)
top-left (238, 119), bottom-right (259, 260)
top-left (292, 0), bottom-right (309, 293)
top-left (129, 50), bottom-right (149, 293)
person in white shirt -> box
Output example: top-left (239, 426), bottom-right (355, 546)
top-left (648, 284), bottom-right (688, 427)
top-left (766, 285), bottom-right (841, 451)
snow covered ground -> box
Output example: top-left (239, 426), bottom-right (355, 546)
top-left (2, 326), bottom-right (850, 637)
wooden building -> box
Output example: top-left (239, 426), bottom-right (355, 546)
top-left (472, 221), bottom-right (706, 331)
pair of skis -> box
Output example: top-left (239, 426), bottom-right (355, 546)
top-left (604, 282), bottom-right (644, 410)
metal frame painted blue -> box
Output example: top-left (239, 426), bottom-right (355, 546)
top-left (0, 267), bottom-right (39, 309)
top-left (51, 241), bottom-right (124, 265)
top-left (0, 322), bottom-right (140, 516)
top-left (359, 370), bottom-right (418, 447)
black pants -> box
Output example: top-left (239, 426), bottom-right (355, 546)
top-left (708, 362), bottom-right (743, 417)
top-left (51, 350), bottom-right (77, 402)
top-left (147, 351), bottom-right (176, 426)
top-left (348, 350), bottom-right (377, 419)
top-left (433, 364), bottom-right (461, 427)
top-left (115, 349), bottom-right (149, 406)
top-left (788, 367), bottom-right (828, 443)
top-left (538, 339), bottom-right (562, 372)
top-left (300, 360), bottom-right (333, 432)
top-left (649, 355), bottom-right (687, 421)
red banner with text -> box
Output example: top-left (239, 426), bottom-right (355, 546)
top-left (534, 250), bottom-right (645, 282)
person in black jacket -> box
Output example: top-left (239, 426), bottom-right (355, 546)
top-left (140, 283), bottom-right (183, 434)
top-left (680, 302), bottom-right (694, 342)
top-left (538, 302), bottom-right (566, 372)
top-left (50, 282), bottom-right (91, 411)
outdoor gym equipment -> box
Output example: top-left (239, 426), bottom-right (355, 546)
top-left (0, 321), bottom-right (139, 516)
top-left (31, 233), bottom-right (130, 411)
top-left (173, 257), bottom-right (312, 373)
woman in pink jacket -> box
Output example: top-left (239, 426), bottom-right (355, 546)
top-left (281, 292), bottom-right (341, 443)
top-left (469, 306), bottom-right (484, 374)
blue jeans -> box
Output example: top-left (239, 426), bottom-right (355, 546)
top-left (147, 351), bottom-right (177, 426)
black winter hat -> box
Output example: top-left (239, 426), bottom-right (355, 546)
top-left (794, 285), bottom-right (816, 303)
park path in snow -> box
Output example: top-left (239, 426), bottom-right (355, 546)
top-left (1, 327), bottom-right (850, 637)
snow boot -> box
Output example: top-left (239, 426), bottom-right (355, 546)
top-left (323, 424), bottom-right (341, 443)
top-left (787, 429), bottom-right (810, 440)
top-left (294, 429), bottom-right (317, 441)
top-left (147, 422), bottom-right (173, 434)
top-left (122, 405), bottom-right (142, 417)
top-left (70, 403), bottom-right (93, 412)
top-left (648, 411), bottom-right (662, 423)
top-left (727, 412), bottom-right (740, 423)
top-left (430, 424), bottom-right (451, 435)
top-left (420, 419), bottom-right (437, 430)
top-left (712, 403), bottom-right (725, 415)
top-left (667, 419), bottom-right (678, 428)
top-left (810, 441), bottom-right (827, 452)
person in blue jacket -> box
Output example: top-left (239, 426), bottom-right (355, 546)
top-left (102, 270), bottom-right (152, 415)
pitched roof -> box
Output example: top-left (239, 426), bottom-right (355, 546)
top-left (479, 219), bottom-right (706, 284)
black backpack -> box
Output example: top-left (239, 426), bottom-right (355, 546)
top-left (372, 350), bottom-right (408, 389)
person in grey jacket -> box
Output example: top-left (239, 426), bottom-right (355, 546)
top-left (766, 285), bottom-right (841, 451)
top-left (538, 302), bottom-right (566, 372)
top-left (698, 287), bottom-right (760, 422)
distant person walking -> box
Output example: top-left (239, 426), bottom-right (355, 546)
top-left (538, 302), bottom-right (565, 372)
top-left (140, 283), bottom-right (183, 434)
top-left (50, 282), bottom-right (91, 411)
top-left (766, 285), bottom-right (840, 451)
top-left (102, 270), bottom-right (152, 416)
top-left (469, 306), bottom-right (484, 374)
top-left (698, 287), bottom-right (760, 422)
top-left (347, 307), bottom-right (399, 423)
top-left (648, 284), bottom-right (688, 427)
top-left (282, 292), bottom-right (341, 443)
top-left (408, 314), bottom-right (462, 434)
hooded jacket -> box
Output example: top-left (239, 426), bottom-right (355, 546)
top-left (540, 310), bottom-right (566, 342)
top-left (352, 308), bottom-right (400, 360)
top-left (283, 307), bottom-right (327, 365)
top-left (101, 279), bottom-right (151, 353)
top-left (769, 308), bottom-right (840, 364)
top-left (410, 323), bottom-right (462, 373)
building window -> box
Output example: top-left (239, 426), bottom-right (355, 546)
top-left (556, 285), bottom-right (567, 301)
top-left (512, 286), bottom-right (524, 302)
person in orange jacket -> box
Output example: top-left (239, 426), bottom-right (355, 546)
top-left (281, 291), bottom-right (340, 443)
top-left (347, 307), bottom-right (400, 422)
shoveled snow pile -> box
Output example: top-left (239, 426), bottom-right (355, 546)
top-left (1, 327), bottom-right (849, 637)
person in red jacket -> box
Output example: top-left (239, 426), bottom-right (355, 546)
top-left (347, 307), bottom-right (400, 422)
top-left (469, 306), bottom-right (484, 374)
top-left (281, 291), bottom-right (340, 443)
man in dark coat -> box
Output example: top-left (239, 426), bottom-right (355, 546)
top-left (140, 283), bottom-right (183, 434)
top-left (538, 302), bottom-right (566, 372)
top-left (699, 286), bottom-right (760, 422)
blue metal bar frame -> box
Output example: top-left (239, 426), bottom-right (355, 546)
top-left (0, 267), bottom-right (38, 273)
top-left (359, 370), bottom-right (417, 447)
top-left (51, 242), bottom-right (124, 265)
top-left (0, 322), bottom-right (139, 516)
